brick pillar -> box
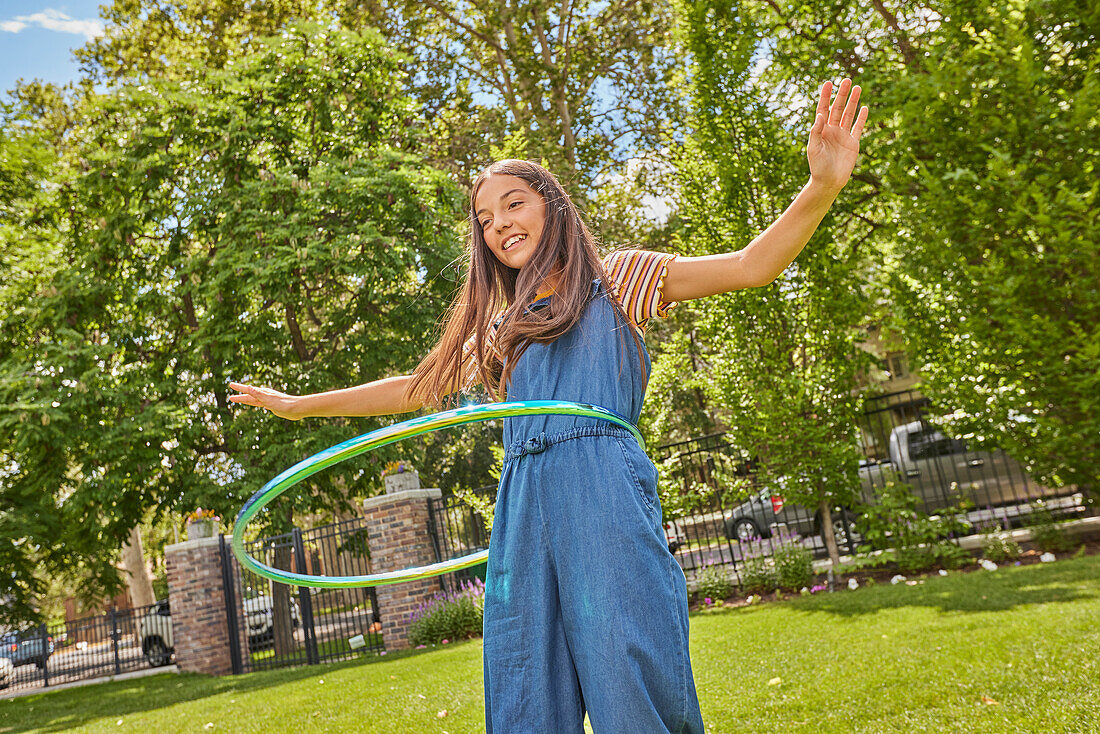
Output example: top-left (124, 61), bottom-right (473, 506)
top-left (363, 488), bottom-right (443, 649)
top-left (164, 535), bottom-right (248, 676)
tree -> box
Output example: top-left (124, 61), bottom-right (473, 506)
top-left (663, 0), bottom-right (877, 565)
top-left (882, 0), bottom-right (1099, 497)
top-left (76, 0), bottom-right (320, 83)
top-left (0, 23), bottom-right (465, 622)
top-left (0, 88), bottom-right (75, 626)
top-left (338, 0), bottom-right (683, 196)
top-left (752, 0), bottom-right (1099, 497)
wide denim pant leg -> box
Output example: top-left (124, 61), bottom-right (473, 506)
top-left (483, 431), bottom-right (705, 733)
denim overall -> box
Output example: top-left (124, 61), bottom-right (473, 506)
top-left (483, 279), bottom-right (705, 733)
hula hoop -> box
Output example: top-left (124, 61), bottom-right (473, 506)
top-left (231, 400), bottom-right (644, 588)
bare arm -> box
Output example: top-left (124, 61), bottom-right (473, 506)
top-left (661, 181), bottom-right (841, 299)
top-left (661, 78), bottom-right (868, 302)
top-left (228, 375), bottom-right (423, 420)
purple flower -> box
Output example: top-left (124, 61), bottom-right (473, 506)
top-left (704, 597), bottom-right (713, 606)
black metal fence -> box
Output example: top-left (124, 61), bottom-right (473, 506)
top-left (428, 487), bottom-right (496, 593)
top-left (0, 600), bottom-right (164, 695)
top-left (222, 517), bottom-right (384, 674)
top-left (653, 389), bottom-right (1086, 588)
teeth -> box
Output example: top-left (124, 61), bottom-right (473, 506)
top-left (503, 234), bottom-right (526, 251)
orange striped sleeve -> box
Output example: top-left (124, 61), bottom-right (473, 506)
top-left (602, 249), bottom-right (678, 332)
top-left (460, 317), bottom-right (503, 388)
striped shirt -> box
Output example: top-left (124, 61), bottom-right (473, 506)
top-left (462, 249), bottom-right (677, 385)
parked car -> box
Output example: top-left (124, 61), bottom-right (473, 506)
top-left (859, 419), bottom-right (1054, 510)
top-left (140, 595), bottom-right (302, 665)
top-left (664, 520), bottom-right (686, 554)
top-left (139, 599), bottom-right (175, 667)
top-left (0, 629), bottom-right (54, 669)
top-left (0, 655), bottom-right (13, 689)
top-left (243, 594), bottom-right (301, 647)
top-left (724, 420), bottom-right (1065, 543)
top-left (723, 481), bottom-right (860, 545)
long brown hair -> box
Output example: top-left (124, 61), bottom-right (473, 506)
top-left (407, 159), bottom-right (644, 407)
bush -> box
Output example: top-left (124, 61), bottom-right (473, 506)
top-left (692, 563), bottom-right (733, 602)
top-left (773, 541), bottom-right (813, 591)
top-left (740, 556), bottom-right (777, 595)
top-left (1026, 502), bottom-right (1077, 553)
top-left (858, 472), bottom-right (972, 573)
top-left (407, 579), bottom-right (485, 647)
top-left (980, 531), bottom-right (1022, 562)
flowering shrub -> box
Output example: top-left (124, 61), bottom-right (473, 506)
top-left (857, 472), bottom-right (971, 573)
top-left (740, 556), bottom-right (777, 595)
top-left (980, 531), bottom-right (1021, 562)
top-left (185, 508), bottom-right (220, 524)
top-left (773, 540), bottom-right (813, 591)
top-left (407, 579), bottom-right (485, 647)
top-left (692, 563), bottom-right (733, 603)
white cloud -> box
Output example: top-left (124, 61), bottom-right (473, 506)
top-left (1, 9), bottom-right (104, 40)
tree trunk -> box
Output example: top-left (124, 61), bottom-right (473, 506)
top-left (818, 499), bottom-right (842, 568)
top-left (272, 544), bottom-right (296, 657)
top-left (120, 525), bottom-right (156, 608)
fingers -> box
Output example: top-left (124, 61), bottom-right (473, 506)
top-left (840, 83), bottom-right (861, 129)
top-left (852, 105), bottom-right (869, 140)
top-left (818, 78), bottom-right (869, 135)
top-left (829, 78), bottom-right (851, 126)
top-left (815, 81), bottom-right (833, 123)
top-left (228, 381), bottom-right (264, 408)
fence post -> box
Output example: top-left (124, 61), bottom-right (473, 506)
top-left (109, 607), bottom-right (122, 675)
top-left (218, 536), bottom-right (244, 675)
top-left (38, 622), bottom-right (50, 687)
top-left (293, 528), bottom-right (320, 665)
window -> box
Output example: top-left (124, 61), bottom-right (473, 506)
top-left (886, 352), bottom-right (910, 379)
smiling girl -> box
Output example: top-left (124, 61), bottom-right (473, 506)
top-left (230, 78), bottom-right (868, 732)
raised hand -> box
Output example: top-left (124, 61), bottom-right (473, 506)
top-left (807, 78), bottom-right (869, 193)
top-left (228, 382), bottom-right (304, 421)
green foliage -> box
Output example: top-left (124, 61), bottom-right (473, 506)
top-left (773, 541), bottom-right (814, 591)
top-left (856, 471), bottom-right (972, 574)
top-left (1024, 502), bottom-right (1078, 554)
top-left (406, 581), bottom-right (486, 647)
top-left (338, 0), bottom-right (682, 195)
top-left (666, 0), bottom-right (875, 567)
top-left (692, 563), bottom-right (734, 602)
top-left (0, 22), bottom-right (464, 622)
top-left (739, 556), bottom-right (777, 595)
top-left (980, 532), bottom-right (1022, 563)
top-left (874, 0), bottom-right (1100, 494)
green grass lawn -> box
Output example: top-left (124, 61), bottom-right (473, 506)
top-left (3, 555), bottom-right (1098, 733)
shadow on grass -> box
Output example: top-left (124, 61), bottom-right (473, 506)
top-left (0, 644), bottom-right (447, 734)
top-left (787, 554), bottom-right (1100, 617)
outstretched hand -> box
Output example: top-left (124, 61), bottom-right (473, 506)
top-left (807, 78), bottom-right (869, 193)
top-left (228, 382), bottom-right (304, 421)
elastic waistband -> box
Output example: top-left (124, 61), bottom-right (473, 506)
top-left (503, 424), bottom-right (637, 463)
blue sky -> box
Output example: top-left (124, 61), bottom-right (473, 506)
top-left (0, 1), bottom-right (104, 95)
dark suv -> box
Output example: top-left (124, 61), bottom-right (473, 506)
top-left (0, 629), bottom-right (54, 669)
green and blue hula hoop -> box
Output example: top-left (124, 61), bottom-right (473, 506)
top-left (231, 400), bottom-right (644, 589)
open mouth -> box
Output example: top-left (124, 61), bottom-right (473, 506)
top-left (502, 233), bottom-right (527, 251)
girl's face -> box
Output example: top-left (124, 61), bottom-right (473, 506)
top-left (474, 174), bottom-right (546, 271)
